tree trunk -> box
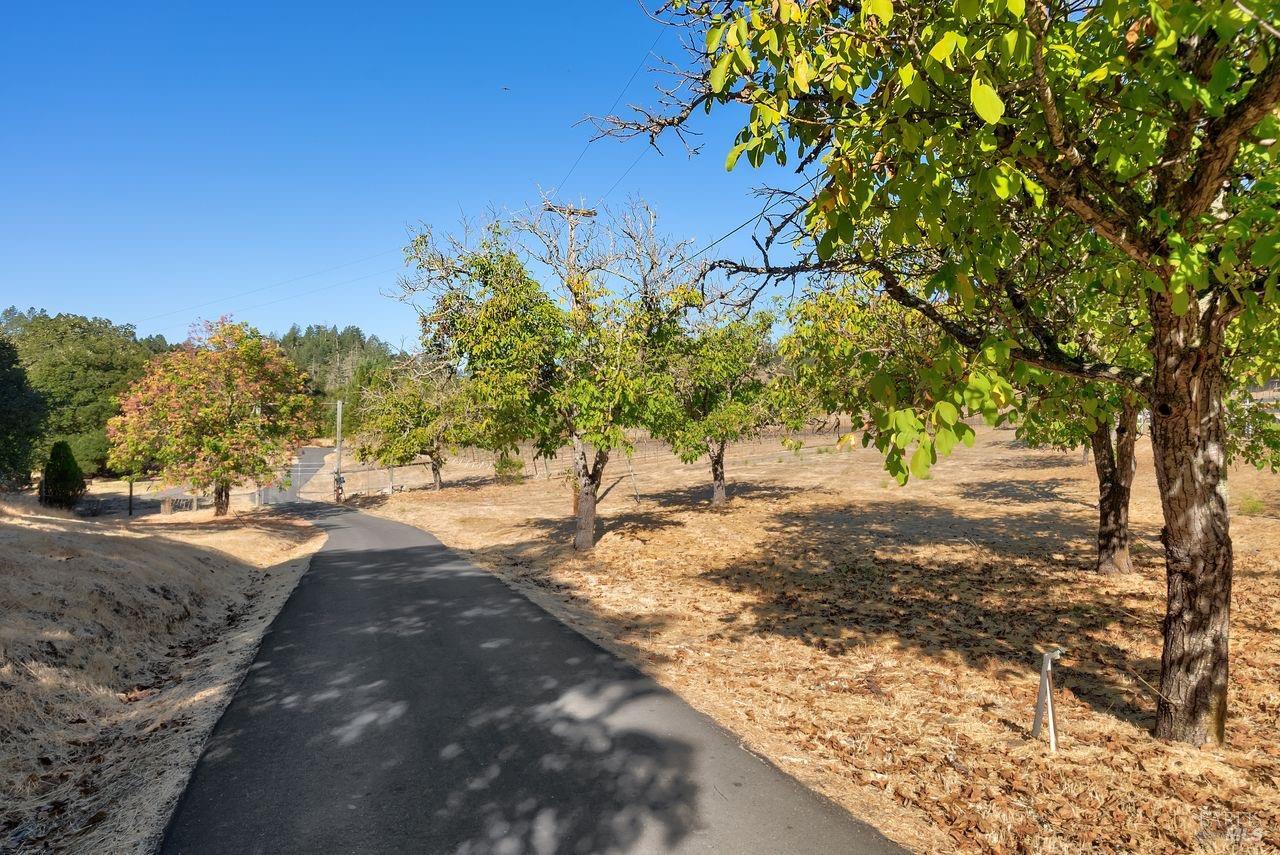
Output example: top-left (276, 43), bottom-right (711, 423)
top-left (709, 442), bottom-right (727, 507)
top-left (1089, 399), bottom-right (1139, 575)
top-left (431, 460), bottom-right (442, 490)
top-left (571, 438), bottom-right (606, 551)
top-left (574, 477), bottom-right (598, 551)
top-left (1148, 305), bottom-right (1233, 745)
top-left (213, 482), bottom-right (231, 517)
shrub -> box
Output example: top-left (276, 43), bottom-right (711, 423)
top-left (38, 441), bottom-right (87, 509)
top-left (494, 453), bottom-right (524, 484)
top-left (1238, 494), bottom-right (1267, 516)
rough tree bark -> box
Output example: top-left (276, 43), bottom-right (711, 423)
top-left (1089, 397), bottom-right (1139, 575)
top-left (213, 482), bottom-right (231, 517)
top-left (1148, 303), bottom-right (1233, 745)
top-left (572, 437), bottom-right (608, 551)
top-left (709, 441), bottom-right (727, 507)
top-left (430, 459), bottom-right (442, 490)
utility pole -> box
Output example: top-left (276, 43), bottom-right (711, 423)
top-left (543, 202), bottom-right (597, 311)
top-left (543, 202), bottom-right (602, 551)
top-left (334, 399), bottom-right (345, 502)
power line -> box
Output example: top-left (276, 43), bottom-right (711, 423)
top-left (679, 201), bottom-right (783, 270)
top-left (157, 264), bottom-right (403, 339)
top-left (550, 28), bottom-right (665, 199)
top-left (235, 265), bottom-right (404, 313)
top-left (136, 247), bottom-right (401, 324)
top-left (169, 151), bottom-right (766, 343)
top-left (600, 147), bottom-right (649, 203)
top-left (682, 174), bottom-right (826, 271)
top-left (139, 27), bottom-right (668, 334)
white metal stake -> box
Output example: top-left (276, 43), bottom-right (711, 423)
top-left (1031, 648), bottom-right (1064, 751)
top-left (626, 456), bottom-right (642, 503)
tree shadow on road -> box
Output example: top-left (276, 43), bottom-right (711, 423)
top-left (167, 533), bottom-right (700, 854)
top-left (435, 478), bottom-right (1167, 732)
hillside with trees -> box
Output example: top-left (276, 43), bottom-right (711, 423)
top-left (1, 308), bottom-right (169, 474)
top-left (276, 324), bottom-right (396, 435)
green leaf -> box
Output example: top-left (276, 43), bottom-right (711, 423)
top-left (909, 440), bottom-right (935, 479)
top-left (956, 273), bottom-right (976, 310)
top-left (1209, 59), bottom-right (1239, 99)
top-left (1249, 48), bottom-right (1268, 75)
top-left (929, 32), bottom-right (960, 65)
top-left (816, 229), bottom-right (838, 261)
top-left (869, 371), bottom-right (897, 404)
top-left (963, 373), bottom-right (991, 410)
top-left (705, 23), bottom-right (727, 55)
top-left (1001, 29), bottom-right (1020, 60)
top-left (709, 53), bottom-right (732, 93)
top-left (901, 120), bottom-right (921, 151)
top-left (970, 76), bottom-right (1005, 124)
top-left (991, 170), bottom-right (1014, 199)
top-left (867, 0), bottom-right (893, 24)
top-left (982, 338), bottom-right (1012, 364)
top-left (1082, 63), bottom-right (1110, 85)
top-left (726, 143), bottom-right (748, 171)
top-left (793, 53), bottom-right (813, 93)
top-left (1251, 232), bottom-right (1280, 269)
top-left (1006, 0), bottom-right (1025, 16)
top-left (935, 425), bottom-right (958, 456)
top-left (934, 400), bottom-right (959, 425)
top-left (1022, 175), bottom-right (1045, 207)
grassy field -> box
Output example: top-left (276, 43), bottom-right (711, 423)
top-left (0, 502), bottom-right (324, 854)
top-left (359, 426), bottom-right (1280, 855)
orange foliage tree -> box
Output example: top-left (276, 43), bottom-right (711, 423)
top-left (108, 320), bottom-right (315, 515)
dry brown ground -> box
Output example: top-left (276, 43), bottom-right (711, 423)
top-left (80, 476), bottom-right (269, 515)
top-left (360, 427), bottom-right (1280, 855)
top-left (0, 501), bottom-right (325, 854)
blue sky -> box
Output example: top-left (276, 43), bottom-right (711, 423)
top-left (0, 2), bottom-right (790, 349)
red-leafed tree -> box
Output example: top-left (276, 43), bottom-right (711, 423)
top-left (108, 319), bottom-right (315, 515)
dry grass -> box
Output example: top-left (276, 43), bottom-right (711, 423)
top-left (0, 502), bottom-right (325, 854)
top-left (361, 427), bottom-right (1280, 855)
top-left (77, 475), bottom-right (267, 517)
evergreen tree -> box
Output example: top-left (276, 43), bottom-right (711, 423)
top-left (0, 337), bottom-right (44, 488)
top-left (275, 323), bottom-right (395, 436)
top-left (38, 440), bottom-right (87, 509)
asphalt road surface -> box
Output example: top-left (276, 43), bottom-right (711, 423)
top-left (258, 445), bottom-right (332, 504)
top-left (160, 497), bottom-right (905, 854)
